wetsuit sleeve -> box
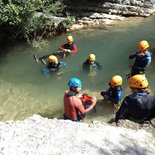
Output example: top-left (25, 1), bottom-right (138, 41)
top-left (59, 61), bottom-right (67, 68)
top-left (71, 44), bottom-right (78, 53)
top-left (59, 44), bottom-right (65, 50)
top-left (109, 90), bottom-right (122, 104)
top-left (74, 98), bottom-right (85, 115)
top-left (83, 61), bottom-right (88, 71)
top-left (145, 56), bottom-right (151, 69)
top-left (129, 53), bottom-right (136, 59)
top-left (95, 62), bottom-right (102, 70)
top-left (115, 98), bottom-right (128, 122)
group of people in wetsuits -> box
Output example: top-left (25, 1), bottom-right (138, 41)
top-left (36, 36), bottom-right (155, 124)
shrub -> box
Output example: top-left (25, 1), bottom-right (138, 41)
top-left (0, 0), bottom-right (72, 44)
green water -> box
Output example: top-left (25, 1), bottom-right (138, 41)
top-left (1, 16), bottom-right (155, 122)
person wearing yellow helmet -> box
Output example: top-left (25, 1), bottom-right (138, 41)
top-left (41, 55), bottom-right (67, 76)
top-left (59, 35), bottom-right (78, 56)
top-left (101, 75), bottom-right (123, 107)
top-left (115, 74), bottom-right (155, 123)
top-left (128, 40), bottom-right (152, 77)
top-left (83, 54), bottom-right (102, 73)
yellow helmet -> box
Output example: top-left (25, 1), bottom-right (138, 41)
top-left (67, 35), bottom-right (73, 43)
top-left (110, 75), bottom-right (122, 87)
top-left (48, 55), bottom-right (58, 63)
top-left (88, 54), bottom-right (96, 61)
top-left (138, 40), bottom-right (149, 51)
top-left (128, 74), bottom-right (148, 89)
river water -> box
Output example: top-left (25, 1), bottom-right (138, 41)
top-left (0, 16), bottom-right (155, 122)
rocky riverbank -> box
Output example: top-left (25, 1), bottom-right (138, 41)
top-left (64, 0), bottom-right (155, 31)
top-left (0, 114), bottom-right (155, 155)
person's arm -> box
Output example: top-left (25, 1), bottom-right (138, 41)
top-left (71, 44), bottom-right (78, 53)
top-left (129, 53), bottom-right (137, 59)
top-left (115, 98), bottom-right (128, 122)
top-left (84, 97), bottom-right (96, 113)
top-left (59, 61), bottom-right (67, 68)
top-left (95, 61), bottom-right (102, 70)
top-left (145, 56), bottom-right (151, 69)
top-left (59, 44), bottom-right (65, 51)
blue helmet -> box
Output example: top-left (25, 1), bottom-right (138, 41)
top-left (68, 78), bottom-right (82, 88)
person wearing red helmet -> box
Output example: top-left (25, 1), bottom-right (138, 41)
top-left (64, 78), bottom-right (96, 121)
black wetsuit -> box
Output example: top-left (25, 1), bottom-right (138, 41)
top-left (129, 51), bottom-right (152, 76)
top-left (115, 93), bottom-right (155, 122)
top-left (83, 59), bottom-right (102, 72)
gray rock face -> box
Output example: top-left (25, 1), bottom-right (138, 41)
top-left (64, 0), bottom-right (155, 30)
top-left (64, 0), bottom-right (155, 17)
top-left (0, 114), bottom-right (155, 155)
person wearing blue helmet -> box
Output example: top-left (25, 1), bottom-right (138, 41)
top-left (64, 78), bottom-right (96, 121)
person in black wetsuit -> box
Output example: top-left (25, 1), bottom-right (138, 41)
top-left (41, 55), bottom-right (67, 76)
top-left (127, 40), bottom-right (152, 78)
top-left (83, 54), bottom-right (102, 73)
top-left (115, 74), bottom-right (155, 123)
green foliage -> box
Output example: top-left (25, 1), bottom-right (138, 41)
top-left (0, 0), bottom-right (72, 44)
top-left (56, 16), bottom-right (74, 33)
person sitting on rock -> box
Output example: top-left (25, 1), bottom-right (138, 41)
top-left (115, 74), bottom-right (155, 124)
top-left (101, 75), bottom-right (123, 110)
top-left (64, 78), bottom-right (96, 121)
top-left (59, 35), bottom-right (78, 57)
top-left (127, 40), bottom-right (152, 78)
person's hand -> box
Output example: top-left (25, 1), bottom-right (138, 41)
top-left (103, 95), bottom-right (109, 99)
top-left (66, 49), bottom-right (71, 53)
top-left (137, 51), bottom-right (145, 57)
top-left (115, 120), bottom-right (120, 126)
top-left (63, 49), bottom-right (67, 52)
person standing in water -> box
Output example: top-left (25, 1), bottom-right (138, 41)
top-left (127, 40), bottom-right (152, 78)
top-left (64, 78), bottom-right (96, 121)
top-left (83, 54), bottom-right (102, 77)
top-left (59, 35), bottom-right (78, 57)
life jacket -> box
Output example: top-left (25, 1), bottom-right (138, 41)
top-left (116, 93), bottom-right (155, 121)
